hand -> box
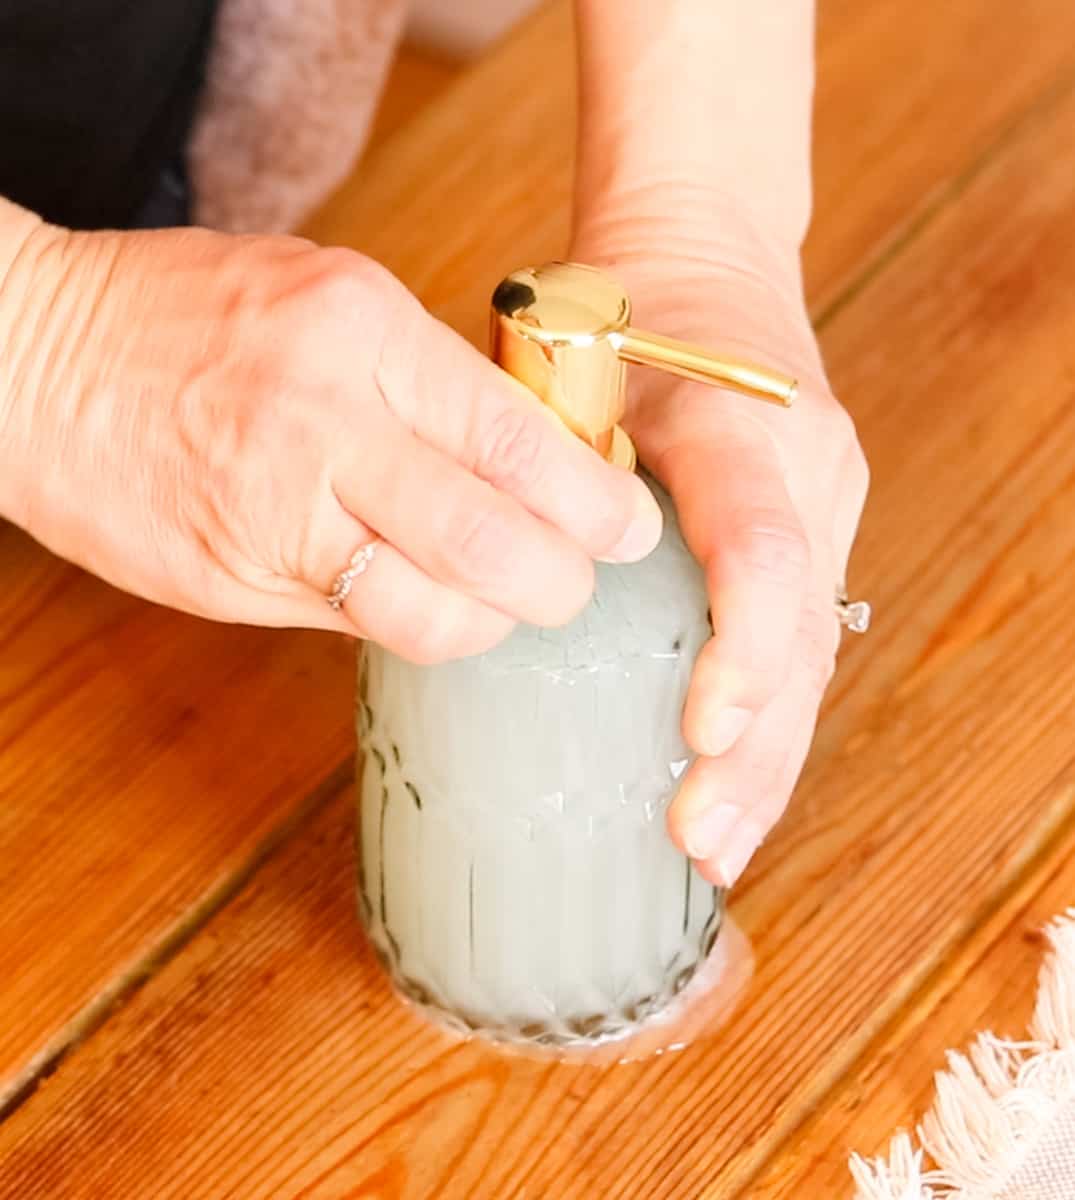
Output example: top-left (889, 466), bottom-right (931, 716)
top-left (574, 207), bottom-right (869, 888)
top-left (0, 221), bottom-right (664, 661)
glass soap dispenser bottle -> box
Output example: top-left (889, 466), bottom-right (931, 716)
top-left (357, 262), bottom-right (795, 1049)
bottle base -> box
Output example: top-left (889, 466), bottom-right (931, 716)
top-left (366, 912), bottom-right (723, 1057)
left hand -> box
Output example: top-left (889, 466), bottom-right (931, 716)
top-left (573, 209), bottom-right (869, 888)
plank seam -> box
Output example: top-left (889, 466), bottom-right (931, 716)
top-left (727, 768), bottom-right (1075, 1200)
top-left (812, 54), bottom-right (1075, 332)
top-left (0, 760), bottom-right (352, 1124)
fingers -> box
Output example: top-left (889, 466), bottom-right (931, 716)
top-left (305, 497), bottom-right (516, 661)
top-left (375, 302), bottom-right (664, 564)
top-left (227, 494), bottom-right (516, 660)
top-left (334, 406), bottom-right (598, 628)
top-left (659, 421), bottom-right (810, 758)
top-left (668, 595), bottom-right (839, 886)
top-left (336, 540), bottom-right (516, 663)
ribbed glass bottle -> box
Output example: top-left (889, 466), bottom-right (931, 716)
top-left (356, 477), bottom-right (722, 1048)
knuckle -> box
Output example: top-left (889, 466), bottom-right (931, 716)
top-left (799, 603), bottom-right (839, 694)
top-left (711, 627), bottom-right (792, 710)
top-left (307, 248), bottom-right (378, 311)
top-left (476, 407), bottom-right (546, 493)
top-left (801, 648), bottom-right (835, 696)
top-left (804, 647), bottom-right (837, 695)
top-left (820, 402), bottom-right (870, 501)
top-left (297, 250), bottom-right (398, 353)
top-left (373, 281), bottom-right (422, 375)
top-left (818, 396), bottom-right (856, 442)
top-left (729, 509), bottom-right (811, 587)
top-left (366, 283), bottom-right (425, 423)
top-left (276, 319), bottom-right (321, 378)
top-left (448, 503), bottom-right (513, 584)
top-left (846, 441), bottom-right (870, 503)
top-left (742, 653), bottom-right (791, 707)
top-left (278, 248), bottom-right (419, 413)
top-left (311, 243), bottom-right (376, 292)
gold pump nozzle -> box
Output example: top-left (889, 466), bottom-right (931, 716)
top-left (490, 261), bottom-right (797, 470)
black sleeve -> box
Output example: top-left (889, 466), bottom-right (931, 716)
top-left (0, 0), bottom-right (219, 230)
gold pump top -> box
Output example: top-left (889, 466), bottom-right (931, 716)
top-left (490, 261), bottom-right (797, 471)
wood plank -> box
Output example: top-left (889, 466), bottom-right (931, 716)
top-left (367, 47), bottom-right (458, 149)
top-left (0, 44), bottom-right (458, 1105)
top-left (5, 56), bottom-right (1075, 1196)
top-left (0, 523), bottom-right (354, 1105)
top-left (808, 0), bottom-right (1075, 314)
top-left (302, 0), bottom-right (1075, 338)
top-left (748, 810), bottom-right (1075, 1198)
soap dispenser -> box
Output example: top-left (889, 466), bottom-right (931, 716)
top-left (356, 262), bottom-right (795, 1049)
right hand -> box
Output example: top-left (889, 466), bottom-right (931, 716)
top-left (0, 222), bottom-right (662, 660)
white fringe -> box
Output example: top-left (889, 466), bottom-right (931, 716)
top-left (849, 909), bottom-right (1075, 1199)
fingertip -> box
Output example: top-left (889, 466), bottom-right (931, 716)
top-left (600, 475), bottom-right (663, 564)
top-left (707, 817), bottom-right (766, 887)
top-left (670, 758), bottom-right (767, 888)
top-left (679, 812), bottom-right (765, 889)
top-left (667, 757), bottom-right (714, 845)
top-left (689, 856), bottom-right (728, 889)
top-left (681, 800), bottom-right (741, 862)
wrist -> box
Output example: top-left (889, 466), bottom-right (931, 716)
top-left (574, 161), bottom-right (813, 275)
top-left (0, 199), bottom-right (68, 528)
top-left (569, 217), bottom-right (830, 409)
top-left (573, 0), bottom-right (816, 254)
top-left (572, 183), bottom-right (806, 306)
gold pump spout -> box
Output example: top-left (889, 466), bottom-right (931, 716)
top-left (490, 261), bottom-right (796, 471)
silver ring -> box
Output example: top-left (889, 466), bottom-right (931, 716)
top-left (835, 589), bottom-right (871, 634)
top-left (327, 541), bottom-right (379, 611)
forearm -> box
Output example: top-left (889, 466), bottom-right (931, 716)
top-left (573, 0), bottom-right (815, 265)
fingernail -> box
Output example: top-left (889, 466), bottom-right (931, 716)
top-left (601, 486), bottom-right (663, 564)
top-left (683, 802), bottom-right (742, 861)
top-left (697, 705), bottom-right (753, 757)
top-left (714, 820), bottom-right (765, 887)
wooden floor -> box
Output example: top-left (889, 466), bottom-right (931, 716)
top-left (4, 2), bottom-right (1075, 1195)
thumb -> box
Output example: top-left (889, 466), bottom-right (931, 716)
top-left (652, 412), bottom-right (811, 759)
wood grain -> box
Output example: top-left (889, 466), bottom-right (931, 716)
top-left (749, 813), bottom-right (1075, 1198)
top-left (367, 47), bottom-right (458, 149)
top-left (4, 50), bottom-right (1075, 1195)
top-left (0, 526), bottom-right (354, 1107)
top-left (808, 0), bottom-right (1075, 314)
top-left (0, 47), bottom-right (458, 1106)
